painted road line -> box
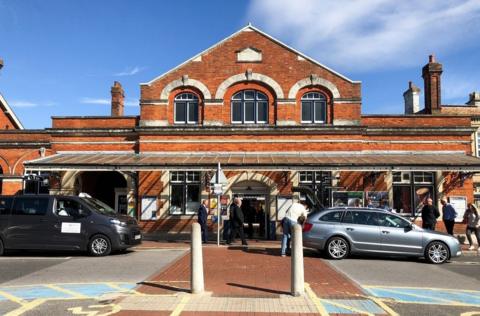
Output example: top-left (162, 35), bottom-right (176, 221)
top-left (0, 290), bottom-right (28, 305)
top-left (365, 287), bottom-right (458, 305)
top-left (304, 283), bottom-right (329, 316)
top-left (106, 283), bottom-right (146, 296)
top-left (68, 303), bottom-right (121, 316)
top-left (320, 299), bottom-right (376, 316)
top-left (368, 296), bottom-right (399, 316)
top-left (170, 294), bottom-right (190, 316)
top-left (5, 298), bottom-right (46, 316)
top-left (365, 285), bottom-right (480, 294)
top-left (45, 284), bottom-right (88, 299)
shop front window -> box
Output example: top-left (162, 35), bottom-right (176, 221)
top-left (393, 172), bottom-right (434, 216)
top-left (299, 171), bottom-right (332, 207)
top-left (169, 171), bottom-right (201, 215)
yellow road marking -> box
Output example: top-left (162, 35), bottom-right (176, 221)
top-left (320, 298), bottom-right (374, 316)
top-left (68, 304), bottom-right (121, 316)
top-left (364, 285), bottom-right (480, 294)
top-left (304, 283), bottom-right (329, 316)
top-left (460, 312), bottom-right (480, 316)
top-left (5, 299), bottom-right (46, 316)
top-left (170, 294), bottom-right (190, 316)
top-left (0, 290), bottom-right (28, 305)
top-left (105, 283), bottom-right (146, 296)
top-left (368, 296), bottom-right (399, 316)
top-left (372, 287), bottom-right (463, 305)
top-left (46, 284), bottom-right (88, 299)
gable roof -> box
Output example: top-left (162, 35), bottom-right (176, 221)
top-left (141, 24), bottom-right (360, 86)
top-left (0, 93), bottom-right (24, 129)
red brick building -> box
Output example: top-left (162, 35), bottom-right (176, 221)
top-left (1, 25), bottom-right (480, 237)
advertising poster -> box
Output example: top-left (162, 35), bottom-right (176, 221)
top-left (332, 191), bottom-right (364, 207)
top-left (448, 196), bottom-right (467, 223)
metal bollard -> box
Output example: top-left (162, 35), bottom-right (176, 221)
top-left (291, 223), bottom-right (304, 296)
top-left (191, 223), bottom-right (204, 294)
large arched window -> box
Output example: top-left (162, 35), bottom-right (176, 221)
top-left (301, 92), bottom-right (326, 123)
top-left (174, 93), bottom-right (198, 124)
top-left (231, 90), bottom-right (268, 124)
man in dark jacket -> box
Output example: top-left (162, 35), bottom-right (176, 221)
top-left (227, 197), bottom-right (248, 246)
top-left (198, 199), bottom-right (209, 243)
top-left (421, 198), bottom-right (440, 230)
top-left (441, 198), bottom-right (457, 235)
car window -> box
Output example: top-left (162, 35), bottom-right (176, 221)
top-left (319, 211), bottom-right (343, 222)
top-left (56, 199), bottom-right (82, 217)
top-left (0, 197), bottom-right (13, 215)
top-left (343, 211), bottom-right (379, 226)
top-left (12, 197), bottom-right (49, 216)
top-left (377, 213), bottom-right (410, 228)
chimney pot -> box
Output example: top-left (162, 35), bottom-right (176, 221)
top-left (111, 81), bottom-right (125, 117)
top-left (403, 81), bottom-right (421, 114)
top-left (422, 54), bottom-right (443, 114)
top-left (429, 54), bottom-right (435, 63)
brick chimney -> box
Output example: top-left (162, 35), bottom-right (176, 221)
top-left (110, 81), bottom-right (124, 116)
top-left (403, 81), bottom-right (421, 114)
top-left (422, 54), bottom-right (443, 114)
top-left (466, 92), bottom-right (480, 106)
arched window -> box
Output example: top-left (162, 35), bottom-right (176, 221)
top-left (301, 92), bottom-right (326, 123)
top-left (231, 90), bottom-right (268, 124)
top-left (174, 93), bottom-right (199, 124)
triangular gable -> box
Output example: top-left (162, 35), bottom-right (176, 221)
top-left (141, 24), bottom-right (359, 86)
top-left (0, 93), bottom-right (24, 129)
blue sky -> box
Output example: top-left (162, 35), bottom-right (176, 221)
top-left (0, 0), bottom-right (479, 129)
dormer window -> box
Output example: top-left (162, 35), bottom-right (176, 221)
top-left (231, 90), bottom-right (268, 124)
top-left (174, 93), bottom-right (198, 124)
top-left (301, 92), bottom-right (326, 123)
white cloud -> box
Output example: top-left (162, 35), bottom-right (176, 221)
top-left (80, 97), bottom-right (110, 105)
top-left (247, 0), bottom-right (480, 72)
top-left (442, 73), bottom-right (480, 103)
top-left (10, 100), bottom-right (55, 108)
top-left (125, 99), bottom-right (139, 107)
top-left (114, 66), bottom-right (143, 76)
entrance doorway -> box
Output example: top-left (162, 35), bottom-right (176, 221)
top-left (231, 180), bottom-right (269, 240)
top-left (76, 171), bottom-right (127, 212)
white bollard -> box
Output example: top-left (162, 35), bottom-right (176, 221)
top-left (191, 223), bottom-right (204, 294)
top-left (291, 223), bottom-right (304, 296)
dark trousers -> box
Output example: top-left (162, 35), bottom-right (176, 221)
top-left (466, 227), bottom-right (480, 246)
top-left (443, 220), bottom-right (455, 235)
top-left (228, 224), bottom-right (247, 245)
top-left (422, 222), bottom-right (436, 230)
top-left (200, 223), bottom-right (208, 243)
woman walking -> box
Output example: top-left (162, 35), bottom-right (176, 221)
top-left (464, 203), bottom-right (480, 250)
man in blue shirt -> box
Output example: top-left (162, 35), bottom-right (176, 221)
top-left (441, 198), bottom-right (457, 235)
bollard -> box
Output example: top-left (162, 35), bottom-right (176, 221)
top-left (191, 223), bottom-right (204, 294)
top-left (291, 223), bottom-right (304, 296)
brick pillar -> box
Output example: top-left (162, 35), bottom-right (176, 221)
top-left (422, 55), bottom-right (443, 114)
top-left (111, 81), bottom-right (125, 117)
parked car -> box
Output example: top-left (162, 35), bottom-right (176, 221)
top-left (302, 208), bottom-right (462, 264)
top-left (0, 194), bottom-right (142, 256)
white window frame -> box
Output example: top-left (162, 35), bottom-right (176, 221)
top-left (174, 93), bottom-right (199, 125)
top-left (231, 90), bottom-right (268, 124)
top-left (301, 92), bottom-right (327, 124)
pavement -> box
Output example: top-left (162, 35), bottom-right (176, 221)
top-left (1, 239), bottom-right (479, 316)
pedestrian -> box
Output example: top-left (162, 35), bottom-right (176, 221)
top-left (281, 200), bottom-right (308, 257)
top-left (198, 199), bottom-right (209, 244)
top-left (366, 198), bottom-right (374, 208)
top-left (420, 198), bottom-right (440, 230)
top-left (464, 203), bottom-right (480, 250)
top-left (226, 197), bottom-right (248, 246)
top-left (440, 198), bottom-right (457, 235)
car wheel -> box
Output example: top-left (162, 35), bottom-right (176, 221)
top-left (326, 237), bottom-right (350, 260)
top-left (425, 241), bottom-right (449, 264)
top-left (0, 238), bottom-right (4, 256)
top-left (88, 234), bottom-right (111, 256)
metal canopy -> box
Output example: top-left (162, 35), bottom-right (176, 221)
top-left (23, 152), bottom-right (480, 172)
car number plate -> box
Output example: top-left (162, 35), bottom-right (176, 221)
top-left (134, 234), bottom-right (141, 240)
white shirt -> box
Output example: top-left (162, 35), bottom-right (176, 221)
top-left (286, 202), bottom-right (307, 222)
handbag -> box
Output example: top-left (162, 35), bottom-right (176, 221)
top-left (297, 214), bottom-right (306, 225)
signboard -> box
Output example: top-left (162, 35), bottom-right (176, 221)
top-left (141, 196), bottom-right (157, 220)
top-left (332, 191), bottom-right (364, 207)
top-left (448, 196), bottom-right (467, 223)
top-left (61, 222), bottom-right (81, 234)
top-left (277, 197), bottom-right (293, 220)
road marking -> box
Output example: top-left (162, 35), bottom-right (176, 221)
top-left (460, 312), bottom-right (480, 316)
top-left (68, 304), bottom-right (121, 316)
top-left (170, 294), bottom-right (190, 316)
top-left (365, 285), bottom-right (480, 294)
top-left (0, 290), bottom-right (28, 305)
top-left (304, 283), bottom-right (329, 316)
top-left (5, 298), bottom-right (46, 316)
top-left (368, 296), bottom-right (399, 316)
top-left (367, 287), bottom-right (460, 305)
top-left (320, 299), bottom-right (375, 316)
top-left (45, 284), bottom-right (88, 299)
top-left (105, 283), bottom-right (146, 296)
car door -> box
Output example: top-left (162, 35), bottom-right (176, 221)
top-left (377, 212), bottom-right (423, 255)
top-left (6, 196), bottom-right (54, 249)
top-left (342, 210), bottom-right (382, 253)
top-left (51, 197), bottom-right (89, 250)
top-left (0, 196), bottom-right (14, 247)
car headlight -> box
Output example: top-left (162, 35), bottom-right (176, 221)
top-left (110, 219), bottom-right (127, 227)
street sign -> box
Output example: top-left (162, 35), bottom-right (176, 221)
top-left (210, 165), bottom-right (228, 185)
top-left (213, 183), bottom-right (223, 195)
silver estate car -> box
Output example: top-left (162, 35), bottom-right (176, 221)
top-left (303, 208), bottom-right (462, 264)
